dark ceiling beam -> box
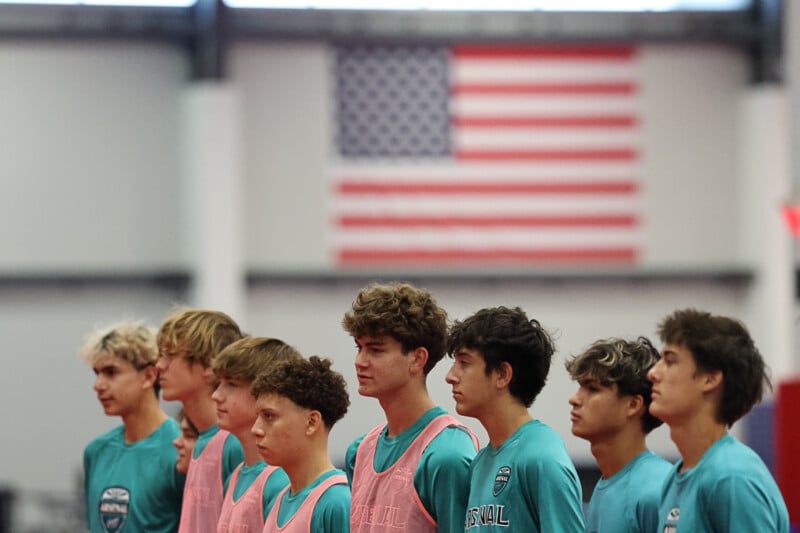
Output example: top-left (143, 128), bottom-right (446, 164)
top-left (0, 4), bottom-right (193, 42)
top-left (0, 4), bottom-right (783, 82)
top-left (190, 0), bottom-right (226, 79)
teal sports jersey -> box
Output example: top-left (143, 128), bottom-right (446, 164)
top-left (345, 406), bottom-right (478, 533)
top-left (464, 419), bottom-right (584, 532)
top-left (658, 434), bottom-right (789, 533)
top-left (83, 419), bottom-right (185, 533)
top-left (584, 451), bottom-right (672, 533)
top-left (194, 425), bottom-right (245, 494)
top-left (232, 461), bottom-right (289, 520)
top-left (275, 469), bottom-right (351, 531)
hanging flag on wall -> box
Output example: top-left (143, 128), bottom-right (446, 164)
top-left (329, 44), bottom-right (642, 268)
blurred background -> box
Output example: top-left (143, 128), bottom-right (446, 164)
top-left (0, 0), bottom-right (798, 530)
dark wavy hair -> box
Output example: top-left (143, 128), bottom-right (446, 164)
top-left (566, 336), bottom-right (663, 433)
top-left (447, 306), bottom-right (554, 407)
top-left (658, 308), bottom-right (771, 427)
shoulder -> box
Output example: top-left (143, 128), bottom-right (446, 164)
top-left (223, 432), bottom-right (244, 455)
top-left (84, 425), bottom-right (124, 455)
top-left (513, 421), bottom-right (571, 463)
top-left (318, 481), bottom-right (351, 507)
top-left (421, 424), bottom-right (478, 463)
top-left (346, 432), bottom-right (368, 459)
top-left (631, 452), bottom-right (673, 479)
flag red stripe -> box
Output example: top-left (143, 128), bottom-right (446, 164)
top-left (453, 45), bottom-right (636, 60)
top-left (456, 149), bottom-right (638, 161)
top-left (339, 248), bottom-right (638, 263)
top-left (338, 215), bottom-right (638, 228)
top-left (453, 115), bottom-right (638, 128)
top-left (336, 181), bottom-right (638, 195)
top-left (452, 82), bottom-right (637, 95)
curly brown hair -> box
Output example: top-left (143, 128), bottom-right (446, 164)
top-left (342, 282), bottom-right (448, 375)
top-left (251, 356), bottom-right (350, 429)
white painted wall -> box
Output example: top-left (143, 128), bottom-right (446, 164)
top-left (0, 42), bottom-right (189, 273)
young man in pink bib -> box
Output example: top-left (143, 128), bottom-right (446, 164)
top-left (342, 282), bottom-right (479, 533)
top-left (212, 337), bottom-right (300, 532)
top-left (156, 308), bottom-right (245, 533)
top-left (251, 355), bottom-right (351, 532)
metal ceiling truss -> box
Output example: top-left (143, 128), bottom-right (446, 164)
top-left (0, 0), bottom-right (782, 82)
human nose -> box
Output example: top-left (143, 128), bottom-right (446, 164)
top-left (251, 419), bottom-right (264, 438)
top-left (173, 435), bottom-right (182, 449)
top-left (354, 348), bottom-right (368, 369)
top-left (568, 390), bottom-right (580, 407)
top-left (211, 384), bottom-right (223, 403)
top-left (647, 360), bottom-right (661, 382)
top-left (93, 375), bottom-right (106, 392)
top-left (445, 363), bottom-right (458, 385)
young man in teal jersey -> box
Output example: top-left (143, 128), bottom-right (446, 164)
top-left (566, 336), bottom-right (672, 533)
top-left (82, 321), bottom-right (185, 533)
top-left (155, 308), bottom-right (246, 533)
top-left (212, 337), bottom-right (300, 531)
top-left (648, 308), bottom-right (789, 532)
top-left (251, 355), bottom-right (351, 532)
top-left (445, 306), bottom-right (584, 532)
top-left (343, 282), bottom-right (479, 533)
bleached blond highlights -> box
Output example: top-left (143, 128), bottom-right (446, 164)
top-left (80, 321), bottom-right (159, 369)
top-left (565, 336), bottom-right (662, 433)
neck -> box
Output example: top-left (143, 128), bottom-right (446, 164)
top-left (285, 445), bottom-right (335, 494)
top-left (480, 398), bottom-right (531, 448)
top-left (121, 395), bottom-right (168, 444)
top-left (182, 392), bottom-right (218, 433)
top-left (670, 416), bottom-right (727, 471)
top-left (589, 427), bottom-right (648, 479)
top-left (378, 383), bottom-right (436, 437)
top-left (227, 427), bottom-right (262, 465)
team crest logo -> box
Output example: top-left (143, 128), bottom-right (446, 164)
top-left (99, 486), bottom-right (130, 533)
top-left (493, 466), bottom-right (511, 497)
top-left (667, 507), bottom-right (680, 521)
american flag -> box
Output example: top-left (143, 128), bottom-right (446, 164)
top-left (329, 44), bottom-right (642, 268)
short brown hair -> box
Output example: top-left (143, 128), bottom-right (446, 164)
top-left (157, 308), bottom-right (243, 368)
top-left (212, 337), bottom-right (302, 383)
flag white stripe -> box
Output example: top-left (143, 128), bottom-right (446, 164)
top-left (454, 128), bottom-right (639, 150)
top-left (332, 228), bottom-right (642, 247)
top-left (453, 60), bottom-right (638, 83)
top-left (452, 95), bottom-right (640, 115)
top-left (332, 162), bottom-right (639, 180)
top-left (333, 196), bottom-right (639, 215)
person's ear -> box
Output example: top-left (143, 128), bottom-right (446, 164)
top-left (495, 361), bottom-right (513, 389)
top-left (409, 347), bottom-right (429, 375)
top-left (701, 369), bottom-right (723, 393)
top-left (141, 365), bottom-right (159, 389)
top-left (627, 394), bottom-right (645, 418)
top-left (306, 410), bottom-right (323, 436)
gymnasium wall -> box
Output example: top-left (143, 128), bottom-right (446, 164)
top-left (0, 40), bottom-right (790, 514)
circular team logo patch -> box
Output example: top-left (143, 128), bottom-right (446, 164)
top-left (493, 466), bottom-right (511, 497)
top-left (99, 486), bottom-right (130, 533)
